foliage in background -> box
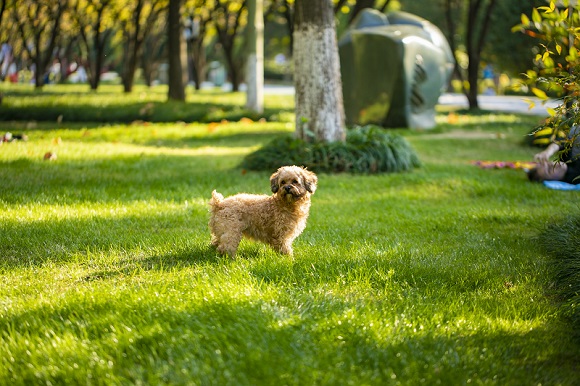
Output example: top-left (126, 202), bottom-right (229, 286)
top-left (241, 125), bottom-right (420, 173)
top-left (513, 0), bottom-right (580, 151)
top-left (0, 0), bottom-right (538, 96)
top-left (484, 0), bottom-right (546, 76)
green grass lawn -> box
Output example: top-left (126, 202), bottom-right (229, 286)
top-left (0, 84), bottom-right (578, 385)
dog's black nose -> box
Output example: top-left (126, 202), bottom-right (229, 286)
top-left (284, 185), bottom-right (292, 193)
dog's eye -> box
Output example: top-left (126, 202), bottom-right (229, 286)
top-left (280, 180), bottom-right (286, 184)
top-left (292, 179), bottom-right (298, 184)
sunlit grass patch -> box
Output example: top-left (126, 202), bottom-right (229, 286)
top-left (0, 86), bottom-right (578, 385)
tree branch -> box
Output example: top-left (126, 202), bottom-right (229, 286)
top-left (476, 0), bottom-right (497, 55)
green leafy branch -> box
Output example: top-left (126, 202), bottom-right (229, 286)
top-left (513, 0), bottom-right (580, 150)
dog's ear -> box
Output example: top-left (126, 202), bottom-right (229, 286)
top-left (270, 170), bottom-right (280, 193)
top-left (302, 168), bottom-right (318, 194)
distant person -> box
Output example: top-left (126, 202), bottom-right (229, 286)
top-left (482, 64), bottom-right (494, 80)
top-left (76, 64), bottom-right (87, 83)
top-left (528, 125), bottom-right (580, 184)
top-left (0, 42), bottom-right (13, 80)
top-left (482, 64), bottom-right (497, 96)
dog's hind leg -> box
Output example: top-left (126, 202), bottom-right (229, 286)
top-left (216, 231), bottom-right (242, 258)
top-left (210, 233), bottom-right (219, 248)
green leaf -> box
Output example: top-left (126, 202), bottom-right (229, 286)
top-left (543, 56), bottom-right (555, 68)
top-left (525, 69), bottom-right (538, 79)
top-left (521, 14), bottom-right (530, 25)
top-left (531, 87), bottom-right (548, 99)
top-left (532, 8), bottom-right (542, 23)
top-left (542, 51), bottom-right (551, 61)
top-left (523, 98), bottom-right (536, 110)
top-left (568, 46), bottom-right (578, 61)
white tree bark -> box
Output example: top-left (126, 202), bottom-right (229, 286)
top-left (245, 0), bottom-right (264, 113)
top-left (246, 53), bottom-right (264, 113)
top-left (293, 1), bottom-right (345, 143)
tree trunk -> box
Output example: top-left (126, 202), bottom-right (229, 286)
top-left (77, 1), bottom-right (111, 91)
top-left (191, 36), bottom-right (206, 90)
top-left (122, 43), bottom-right (138, 93)
top-left (90, 5), bottom-right (110, 90)
top-left (86, 33), bottom-right (106, 90)
top-left (466, 52), bottom-right (479, 109)
top-left (465, 0), bottom-right (480, 109)
top-left (446, 0), bottom-right (497, 110)
top-left (0, 1), bottom-right (6, 27)
top-left (168, 0), bottom-right (185, 100)
top-left (282, 0), bottom-right (294, 56)
top-left (223, 48), bottom-right (240, 92)
top-left (245, 0), bottom-right (264, 113)
top-left (214, 0), bottom-right (246, 92)
top-left (34, 54), bottom-right (44, 89)
top-left (121, 0), bottom-right (145, 93)
top-left (294, 0), bottom-right (346, 143)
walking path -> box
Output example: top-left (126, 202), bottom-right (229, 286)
top-left (211, 83), bottom-right (561, 117)
top-left (437, 93), bottom-right (560, 116)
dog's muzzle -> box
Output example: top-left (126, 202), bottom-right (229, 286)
top-left (283, 185), bottom-right (301, 199)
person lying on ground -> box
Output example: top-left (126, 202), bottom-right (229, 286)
top-left (527, 125), bottom-right (580, 184)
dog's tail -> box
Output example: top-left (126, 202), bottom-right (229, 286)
top-left (209, 190), bottom-right (224, 210)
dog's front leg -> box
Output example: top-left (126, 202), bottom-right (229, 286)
top-left (271, 238), bottom-right (294, 256)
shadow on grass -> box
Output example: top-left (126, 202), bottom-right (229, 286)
top-left (79, 246), bottom-right (225, 283)
top-left (0, 208), bottom-right (214, 269)
top-left (0, 97), bottom-right (290, 124)
top-left (0, 207), bottom-right (288, 272)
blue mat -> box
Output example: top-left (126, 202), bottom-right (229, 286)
top-left (543, 180), bottom-right (580, 190)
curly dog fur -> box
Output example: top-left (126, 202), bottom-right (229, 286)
top-left (209, 166), bottom-right (318, 257)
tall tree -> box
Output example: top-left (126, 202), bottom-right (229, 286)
top-left (245, 0), bottom-right (264, 112)
top-left (0, 0), bottom-right (6, 28)
top-left (74, 0), bottom-right (114, 90)
top-left (168, 0), bottom-right (186, 100)
top-left (12, 0), bottom-right (67, 89)
top-left (115, 0), bottom-right (166, 93)
top-left (141, 15), bottom-right (167, 87)
top-left (293, 0), bottom-right (345, 142)
top-left (444, 0), bottom-right (497, 109)
top-left (184, 1), bottom-right (212, 90)
top-left (213, 0), bottom-right (247, 92)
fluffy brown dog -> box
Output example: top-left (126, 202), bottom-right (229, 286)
top-left (209, 165), bottom-right (317, 257)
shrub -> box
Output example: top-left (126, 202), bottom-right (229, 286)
top-left (241, 125), bottom-right (421, 173)
top-left (525, 125), bottom-right (567, 147)
top-left (513, 1), bottom-right (580, 152)
top-left (538, 215), bottom-right (580, 332)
